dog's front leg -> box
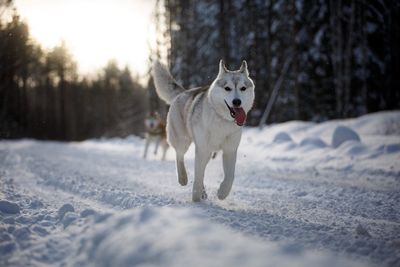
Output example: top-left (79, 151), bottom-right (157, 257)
top-left (161, 143), bottom-right (168, 160)
top-left (192, 148), bottom-right (211, 202)
top-left (154, 137), bottom-right (161, 155)
top-left (217, 148), bottom-right (237, 200)
top-left (143, 137), bottom-right (150, 159)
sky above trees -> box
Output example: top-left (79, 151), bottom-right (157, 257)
top-left (14, 0), bottom-right (156, 76)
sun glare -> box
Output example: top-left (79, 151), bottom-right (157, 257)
top-left (14, 0), bottom-right (156, 76)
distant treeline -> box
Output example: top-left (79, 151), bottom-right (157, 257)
top-left (151, 0), bottom-right (400, 124)
top-left (2, 1), bottom-right (399, 141)
top-left (0, 3), bottom-right (146, 140)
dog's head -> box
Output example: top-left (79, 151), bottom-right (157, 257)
top-left (145, 112), bottom-right (163, 131)
top-left (209, 60), bottom-right (255, 126)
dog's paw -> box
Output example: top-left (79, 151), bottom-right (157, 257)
top-left (192, 188), bottom-right (207, 202)
top-left (217, 189), bottom-right (229, 200)
top-left (178, 176), bottom-right (187, 186)
top-left (192, 194), bottom-right (201, 202)
top-left (201, 189), bottom-right (208, 200)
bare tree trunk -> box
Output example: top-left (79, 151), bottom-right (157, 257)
top-left (20, 76), bottom-right (28, 131)
top-left (219, 0), bottom-right (230, 64)
top-left (360, 0), bottom-right (367, 114)
top-left (291, 1), bottom-right (300, 120)
top-left (330, 0), bottom-right (344, 117)
top-left (262, 2), bottom-right (273, 122)
top-left (165, 0), bottom-right (172, 67)
top-left (59, 74), bottom-right (66, 140)
top-left (343, 0), bottom-right (355, 117)
top-left (259, 55), bottom-right (293, 128)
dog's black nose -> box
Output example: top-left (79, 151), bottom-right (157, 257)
top-left (232, 98), bottom-right (241, 107)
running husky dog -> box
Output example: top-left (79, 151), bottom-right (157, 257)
top-left (152, 60), bottom-right (255, 201)
top-left (143, 112), bottom-right (168, 160)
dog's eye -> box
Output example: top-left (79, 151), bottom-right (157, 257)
top-left (224, 87), bottom-right (232, 91)
top-left (240, 87), bottom-right (246, 91)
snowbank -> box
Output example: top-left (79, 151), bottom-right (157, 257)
top-left (242, 111), bottom-right (400, 180)
top-left (299, 137), bottom-right (327, 148)
top-left (70, 207), bottom-right (362, 267)
top-left (273, 132), bottom-right (293, 143)
top-left (331, 126), bottom-right (361, 148)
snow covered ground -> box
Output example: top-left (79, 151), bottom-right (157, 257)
top-left (1, 111), bottom-right (399, 267)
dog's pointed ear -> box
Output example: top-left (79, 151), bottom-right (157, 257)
top-left (218, 59), bottom-right (228, 75)
top-left (239, 60), bottom-right (249, 76)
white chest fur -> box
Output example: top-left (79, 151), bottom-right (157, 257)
top-left (192, 103), bottom-right (241, 151)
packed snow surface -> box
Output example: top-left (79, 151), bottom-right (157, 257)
top-left (1, 111), bottom-right (399, 267)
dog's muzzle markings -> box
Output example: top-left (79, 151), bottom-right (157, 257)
top-left (224, 100), bottom-right (246, 126)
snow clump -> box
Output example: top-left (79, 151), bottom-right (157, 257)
top-left (332, 126), bottom-right (361, 148)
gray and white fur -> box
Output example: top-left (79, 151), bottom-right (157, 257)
top-left (152, 60), bottom-right (255, 201)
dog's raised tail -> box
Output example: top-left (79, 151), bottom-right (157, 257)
top-left (152, 60), bottom-right (185, 104)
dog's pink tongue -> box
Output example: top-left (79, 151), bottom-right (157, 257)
top-left (233, 107), bottom-right (246, 126)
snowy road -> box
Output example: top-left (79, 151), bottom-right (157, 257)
top-left (1, 111), bottom-right (399, 267)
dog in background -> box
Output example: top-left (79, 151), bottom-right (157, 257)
top-left (143, 112), bottom-right (168, 160)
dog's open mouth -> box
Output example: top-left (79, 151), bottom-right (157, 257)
top-left (224, 100), bottom-right (246, 126)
